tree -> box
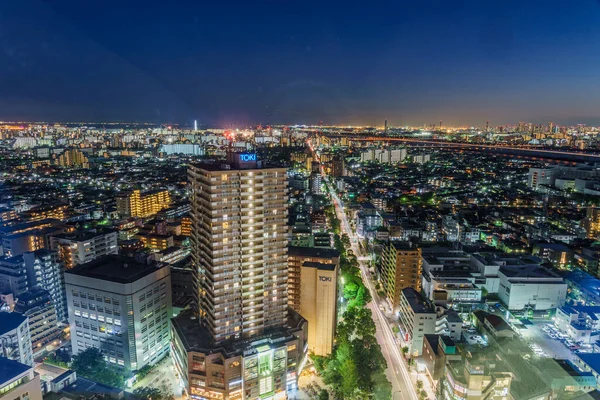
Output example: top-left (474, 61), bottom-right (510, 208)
top-left (318, 389), bottom-right (330, 400)
top-left (420, 389), bottom-right (428, 400)
top-left (71, 348), bottom-right (125, 388)
top-left (401, 346), bottom-right (409, 357)
top-left (416, 380), bottom-right (424, 391)
top-left (133, 387), bottom-right (173, 400)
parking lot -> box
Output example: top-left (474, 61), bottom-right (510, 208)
top-left (463, 325), bottom-right (488, 346)
top-left (519, 321), bottom-right (578, 361)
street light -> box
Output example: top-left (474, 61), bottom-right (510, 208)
top-left (393, 390), bottom-right (402, 399)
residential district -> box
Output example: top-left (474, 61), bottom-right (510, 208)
top-left (1, 122), bottom-right (600, 400)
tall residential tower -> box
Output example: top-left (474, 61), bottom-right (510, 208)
top-left (171, 153), bottom-right (307, 400)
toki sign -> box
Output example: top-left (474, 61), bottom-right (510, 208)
top-left (240, 153), bottom-right (257, 162)
top-left (319, 276), bottom-right (332, 282)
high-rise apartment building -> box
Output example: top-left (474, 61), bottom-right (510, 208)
top-left (51, 229), bottom-right (118, 269)
top-left (55, 149), bottom-right (90, 169)
top-left (116, 189), bottom-right (171, 218)
top-left (14, 288), bottom-right (62, 355)
top-left (189, 156), bottom-right (289, 341)
top-left (23, 250), bottom-right (67, 322)
top-left (172, 154), bottom-right (308, 400)
top-left (584, 207), bottom-right (600, 239)
top-left (381, 241), bottom-right (422, 310)
top-left (65, 255), bottom-right (172, 372)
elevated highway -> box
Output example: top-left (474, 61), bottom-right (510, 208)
top-left (350, 137), bottom-right (600, 163)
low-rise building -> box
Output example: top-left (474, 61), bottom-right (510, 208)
top-left (555, 305), bottom-right (600, 344)
top-left (0, 313), bottom-right (33, 366)
top-left (50, 229), bottom-right (118, 269)
top-left (422, 335), bottom-right (460, 387)
top-left (443, 355), bottom-right (512, 400)
top-left (0, 357), bottom-right (42, 400)
top-left (498, 265), bottom-right (567, 310)
top-left (472, 310), bottom-right (515, 340)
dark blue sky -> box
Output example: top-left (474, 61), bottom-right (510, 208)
top-left (1, 0), bottom-right (600, 126)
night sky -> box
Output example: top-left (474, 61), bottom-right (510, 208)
top-left (1, 0), bottom-right (600, 126)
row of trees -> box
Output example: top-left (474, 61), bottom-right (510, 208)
top-left (316, 210), bottom-right (392, 398)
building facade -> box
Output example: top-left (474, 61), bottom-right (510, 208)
top-left (173, 155), bottom-right (308, 400)
top-left (14, 289), bottom-right (62, 355)
top-left (381, 242), bottom-right (422, 310)
top-left (398, 287), bottom-right (436, 357)
top-left (65, 255), bottom-right (172, 372)
top-left (116, 189), bottom-right (171, 218)
top-left (299, 261), bottom-right (338, 356)
top-left (287, 247), bottom-right (340, 315)
top-left (0, 313), bottom-right (33, 366)
top-left (51, 229), bottom-right (118, 269)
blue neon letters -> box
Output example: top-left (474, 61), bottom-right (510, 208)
top-left (240, 153), bottom-right (257, 162)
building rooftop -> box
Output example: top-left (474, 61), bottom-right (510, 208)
top-left (289, 246), bottom-right (340, 259)
top-left (500, 265), bottom-right (563, 281)
top-left (390, 241), bottom-right (418, 251)
top-left (401, 287), bottom-right (434, 314)
top-left (0, 313), bottom-right (27, 336)
top-left (53, 228), bottom-right (116, 242)
top-left (66, 255), bottom-right (165, 284)
top-left (171, 308), bottom-right (305, 358)
top-left (577, 353), bottom-right (600, 374)
top-left (302, 261), bottom-right (336, 272)
top-left (0, 356), bottom-right (30, 385)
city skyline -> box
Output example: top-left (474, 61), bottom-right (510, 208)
top-left (2, 1), bottom-right (600, 125)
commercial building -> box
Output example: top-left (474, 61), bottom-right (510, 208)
top-left (381, 242), bottom-right (422, 310)
top-left (65, 255), bottom-right (172, 372)
top-left (297, 261), bottom-right (337, 356)
top-left (422, 335), bottom-right (460, 385)
top-left (498, 265), bottom-right (567, 310)
top-left (398, 287), bottom-right (436, 357)
top-left (51, 229), bottom-right (118, 269)
top-left (14, 289), bottom-right (62, 355)
top-left (174, 154), bottom-right (308, 400)
top-left (0, 357), bottom-right (42, 400)
top-left (0, 313), bottom-right (33, 366)
top-left (116, 189), bottom-right (171, 218)
top-left (555, 305), bottom-right (600, 344)
top-left (288, 247), bottom-right (340, 315)
top-left (443, 355), bottom-right (512, 400)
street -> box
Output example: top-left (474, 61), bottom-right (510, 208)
top-left (323, 173), bottom-right (420, 400)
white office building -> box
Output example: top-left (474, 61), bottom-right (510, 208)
top-left (65, 255), bottom-right (172, 372)
top-left (498, 265), bottom-right (567, 310)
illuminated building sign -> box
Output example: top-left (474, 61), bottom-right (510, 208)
top-left (240, 153), bottom-right (257, 162)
